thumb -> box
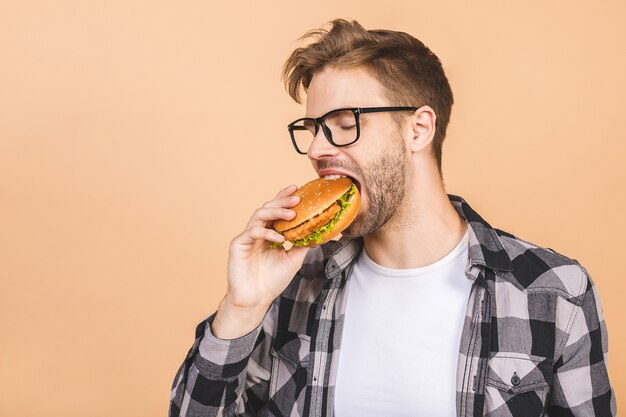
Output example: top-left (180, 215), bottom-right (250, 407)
top-left (286, 245), bottom-right (311, 268)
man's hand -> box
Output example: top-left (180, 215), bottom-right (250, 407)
top-left (211, 185), bottom-right (310, 339)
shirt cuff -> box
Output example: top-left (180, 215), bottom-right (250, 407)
top-left (194, 313), bottom-right (263, 378)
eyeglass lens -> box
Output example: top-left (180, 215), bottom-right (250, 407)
top-left (291, 109), bottom-right (358, 154)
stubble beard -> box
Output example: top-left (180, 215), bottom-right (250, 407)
top-left (341, 135), bottom-right (408, 239)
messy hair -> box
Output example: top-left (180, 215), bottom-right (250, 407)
top-left (282, 19), bottom-right (454, 178)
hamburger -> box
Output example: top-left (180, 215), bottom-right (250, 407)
top-left (270, 177), bottom-right (361, 248)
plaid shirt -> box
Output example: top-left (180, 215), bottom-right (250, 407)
top-left (169, 194), bottom-right (616, 417)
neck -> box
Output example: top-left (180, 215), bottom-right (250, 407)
top-left (362, 163), bottom-right (468, 269)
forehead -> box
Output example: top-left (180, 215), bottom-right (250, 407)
top-left (305, 66), bottom-right (389, 118)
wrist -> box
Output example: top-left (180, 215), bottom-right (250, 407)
top-left (211, 297), bottom-right (270, 340)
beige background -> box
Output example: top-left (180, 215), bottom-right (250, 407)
top-left (1, 1), bottom-right (624, 415)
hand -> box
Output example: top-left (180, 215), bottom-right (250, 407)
top-left (225, 184), bottom-right (310, 310)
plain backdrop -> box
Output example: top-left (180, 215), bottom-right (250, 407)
top-left (0, 1), bottom-right (624, 415)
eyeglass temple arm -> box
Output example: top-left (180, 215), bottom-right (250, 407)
top-left (357, 106), bottom-right (418, 114)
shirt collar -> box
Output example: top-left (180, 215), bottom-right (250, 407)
top-left (317, 194), bottom-right (514, 280)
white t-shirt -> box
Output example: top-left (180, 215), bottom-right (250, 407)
top-left (334, 228), bottom-right (471, 417)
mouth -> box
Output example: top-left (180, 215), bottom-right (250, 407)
top-left (321, 174), bottom-right (362, 194)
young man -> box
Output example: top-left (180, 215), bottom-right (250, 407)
top-left (169, 19), bottom-right (616, 417)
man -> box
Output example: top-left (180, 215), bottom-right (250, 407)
top-left (169, 19), bottom-right (616, 417)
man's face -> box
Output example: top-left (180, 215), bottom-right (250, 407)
top-left (305, 65), bottom-right (410, 238)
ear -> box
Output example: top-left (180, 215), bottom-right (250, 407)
top-left (406, 105), bottom-right (436, 153)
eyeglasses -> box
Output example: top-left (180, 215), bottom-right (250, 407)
top-left (287, 106), bottom-right (418, 155)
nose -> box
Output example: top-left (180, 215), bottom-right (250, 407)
top-left (307, 126), bottom-right (339, 162)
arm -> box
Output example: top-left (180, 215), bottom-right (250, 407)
top-left (547, 267), bottom-right (617, 416)
top-left (169, 184), bottom-right (309, 416)
top-left (169, 308), bottom-right (273, 417)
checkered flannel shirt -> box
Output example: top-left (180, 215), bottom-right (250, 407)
top-left (169, 194), bottom-right (616, 416)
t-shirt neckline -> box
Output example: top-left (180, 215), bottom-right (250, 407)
top-left (359, 227), bottom-right (469, 278)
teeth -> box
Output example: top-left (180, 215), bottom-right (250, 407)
top-left (323, 174), bottom-right (347, 180)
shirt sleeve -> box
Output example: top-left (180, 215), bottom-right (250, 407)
top-left (169, 311), bottom-right (273, 417)
top-left (547, 267), bottom-right (617, 416)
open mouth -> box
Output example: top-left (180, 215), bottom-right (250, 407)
top-left (349, 177), bottom-right (361, 194)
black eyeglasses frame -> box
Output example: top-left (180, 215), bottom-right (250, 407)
top-left (287, 106), bottom-right (418, 155)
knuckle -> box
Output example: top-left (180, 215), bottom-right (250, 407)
top-left (250, 225), bottom-right (264, 234)
top-left (244, 223), bottom-right (259, 233)
top-left (253, 208), bottom-right (267, 221)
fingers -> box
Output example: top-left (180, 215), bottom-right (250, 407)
top-left (263, 194), bottom-right (301, 210)
top-left (254, 206), bottom-right (297, 224)
top-left (235, 226), bottom-right (285, 246)
top-left (245, 187), bottom-right (301, 230)
top-left (273, 184), bottom-right (298, 200)
top-left (286, 244), bottom-right (310, 261)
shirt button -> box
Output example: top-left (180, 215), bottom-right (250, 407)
top-left (511, 372), bottom-right (521, 386)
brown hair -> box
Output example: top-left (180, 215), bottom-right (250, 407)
top-left (282, 19), bottom-right (454, 179)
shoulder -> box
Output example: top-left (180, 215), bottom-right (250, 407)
top-left (494, 228), bottom-right (589, 300)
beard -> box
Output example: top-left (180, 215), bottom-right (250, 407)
top-left (341, 134), bottom-right (408, 239)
